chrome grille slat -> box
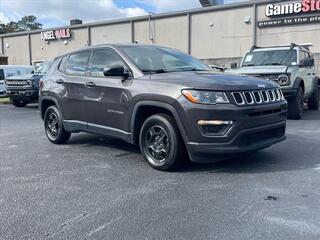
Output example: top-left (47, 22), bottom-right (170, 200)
top-left (231, 89), bottom-right (283, 106)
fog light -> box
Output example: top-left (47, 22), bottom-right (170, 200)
top-left (198, 120), bottom-right (233, 135)
top-left (197, 120), bottom-right (233, 125)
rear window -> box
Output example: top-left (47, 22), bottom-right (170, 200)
top-left (65, 51), bottom-right (91, 75)
top-left (58, 55), bottom-right (68, 72)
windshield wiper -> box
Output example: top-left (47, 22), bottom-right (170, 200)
top-left (186, 68), bottom-right (208, 72)
top-left (243, 64), bottom-right (256, 67)
top-left (265, 62), bottom-right (282, 66)
top-left (142, 69), bottom-right (167, 74)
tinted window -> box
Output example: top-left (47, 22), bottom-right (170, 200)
top-left (66, 51), bottom-right (90, 75)
top-left (59, 55), bottom-right (68, 72)
top-left (299, 51), bottom-right (310, 63)
top-left (36, 61), bottom-right (52, 74)
top-left (90, 49), bottom-right (125, 77)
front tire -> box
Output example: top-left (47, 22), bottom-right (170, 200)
top-left (288, 86), bottom-right (304, 120)
top-left (308, 85), bottom-right (319, 110)
top-left (44, 106), bottom-right (71, 144)
top-left (139, 114), bottom-right (186, 171)
top-left (12, 99), bottom-right (27, 107)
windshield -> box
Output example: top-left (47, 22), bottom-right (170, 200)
top-left (119, 45), bottom-right (210, 74)
top-left (35, 61), bottom-right (52, 74)
top-left (242, 49), bottom-right (297, 67)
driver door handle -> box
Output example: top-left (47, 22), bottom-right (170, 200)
top-left (85, 81), bottom-right (96, 87)
top-left (56, 79), bottom-right (64, 84)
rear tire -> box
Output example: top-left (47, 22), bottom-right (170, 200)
top-left (12, 99), bottom-right (27, 107)
top-left (44, 106), bottom-right (71, 144)
top-left (308, 85), bottom-right (319, 110)
top-left (139, 113), bottom-right (186, 171)
top-left (288, 86), bottom-right (304, 120)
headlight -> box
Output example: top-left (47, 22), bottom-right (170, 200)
top-left (182, 90), bottom-right (229, 104)
top-left (277, 74), bottom-right (290, 86)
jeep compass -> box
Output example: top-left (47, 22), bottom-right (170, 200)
top-left (40, 44), bottom-right (287, 170)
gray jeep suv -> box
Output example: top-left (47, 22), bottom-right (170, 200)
top-left (40, 44), bottom-right (287, 170)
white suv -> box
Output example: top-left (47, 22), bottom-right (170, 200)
top-left (227, 43), bottom-right (319, 119)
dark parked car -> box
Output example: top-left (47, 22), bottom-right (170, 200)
top-left (40, 44), bottom-right (287, 170)
top-left (6, 61), bottom-right (52, 107)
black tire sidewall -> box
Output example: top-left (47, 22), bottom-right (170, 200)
top-left (297, 87), bottom-right (304, 117)
top-left (139, 114), bottom-right (179, 170)
top-left (288, 87), bottom-right (304, 119)
top-left (44, 106), bottom-right (65, 143)
top-left (12, 99), bottom-right (27, 107)
top-left (308, 85), bottom-right (319, 110)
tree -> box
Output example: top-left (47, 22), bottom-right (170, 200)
top-left (0, 15), bottom-right (42, 34)
top-left (17, 16), bottom-right (42, 31)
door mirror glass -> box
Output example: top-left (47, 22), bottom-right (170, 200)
top-left (103, 66), bottom-right (130, 79)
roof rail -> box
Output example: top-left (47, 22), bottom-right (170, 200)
top-left (249, 43), bottom-right (313, 51)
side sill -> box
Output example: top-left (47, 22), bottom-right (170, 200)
top-left (63, 120), bottom-right (132, 143)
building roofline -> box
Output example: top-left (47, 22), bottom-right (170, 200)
top-left (0, 0), bottom-right (282, 38)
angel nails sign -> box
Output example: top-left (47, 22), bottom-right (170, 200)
top-left (41, 28), bottom-right (71, 41)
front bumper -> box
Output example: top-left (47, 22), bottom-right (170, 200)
top-left (186, 121), bottom-right (286, 162)
top-left (282, 88), bottom-right (297, 99)
top-left (174, 97), bottom-right (287, 163)
top-left (8, 89), bottom-right (39, 102)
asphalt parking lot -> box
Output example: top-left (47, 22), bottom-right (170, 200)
top-left (1, 104), bottom-right (320, 240)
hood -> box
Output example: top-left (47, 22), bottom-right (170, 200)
top-left (6, 73), bottom-right (34, 80)
top-left (150, 71), bottom-right (278, 91)
top-left (226, 66), bottom-right (288, 75)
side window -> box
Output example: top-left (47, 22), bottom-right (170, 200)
top-left (89, 49), bottom-right (125, 77)
top-left (299, 51), bottom-right (309, 63)
top-left (59, 55), bottom-right (68, 73)
top-left (66, 51), bottom-right (90, 76)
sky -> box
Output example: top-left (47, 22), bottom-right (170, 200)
top-left (0, 0), bottom-right (243, 29)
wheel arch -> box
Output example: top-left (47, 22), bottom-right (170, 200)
top-left (130, 101), bottom-right (188, 145)
top-left (293, 77), bottom-right (305, 93)
top-left (40, 96), bottom-right (61, 120)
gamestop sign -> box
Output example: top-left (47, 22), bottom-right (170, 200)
top-left (266, 0), bottom-right (320, 17)
top-left (41, 28), bottom-right (71, 41)
top-left (258, 0), bottom-right (320, 28)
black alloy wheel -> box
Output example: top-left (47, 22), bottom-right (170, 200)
top-left (44, 106), bottom-right (71, 144)
top-left (139, 113), bottom-right (186, 171)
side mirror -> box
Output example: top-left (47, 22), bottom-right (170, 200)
top-left (230, 62), bottom-right (238, 69)
top-left (103, 66), bottom-right (130, 79)
top-left (300, 58), bottom-right (314, 67)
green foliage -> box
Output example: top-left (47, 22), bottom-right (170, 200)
top-left (0, 15), bottom-right (42, 34)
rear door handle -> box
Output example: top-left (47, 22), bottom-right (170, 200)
top-left (56, 79), bottom-right (64, 84)
top-left (85, 81), bottom-right (96, 87)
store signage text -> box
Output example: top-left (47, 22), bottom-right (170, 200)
top-left (41, 28), bottom-right (71, 41)
top-left (266, 0), bottom-right (320, 17)
top-left (258, 14), bottom-right (320, 28)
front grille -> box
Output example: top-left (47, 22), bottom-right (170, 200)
top-left (5, 80), bottom-right (31, 88)
top-left (231, 89), bottom-right (283, 106)
top-left (250, 74), bottom-right (278, 81)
